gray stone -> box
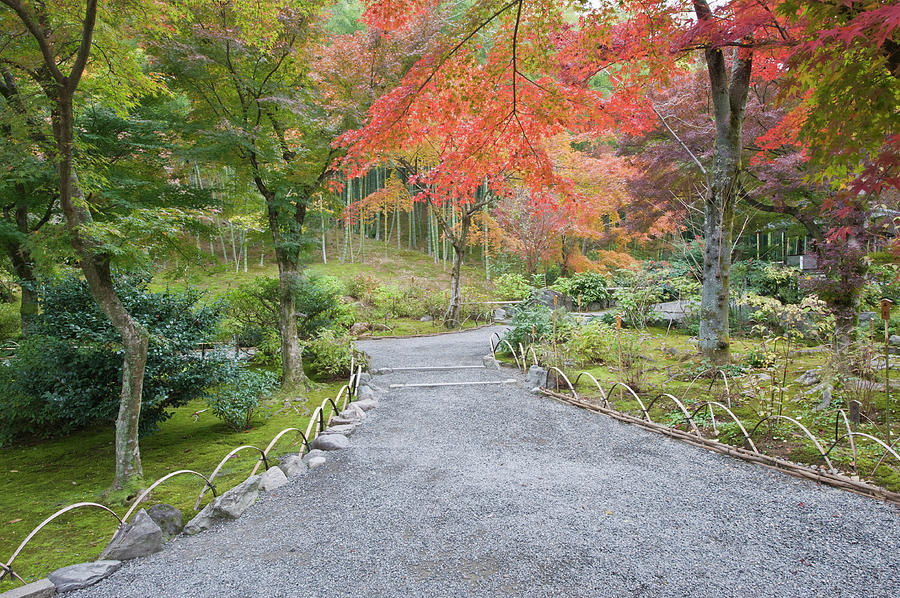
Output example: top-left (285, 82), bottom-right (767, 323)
top-left (183, 503), bottom-right (216, 536)
top-left (354, 398), bottom-right (378, 412)
top-left (306, 456), bottom-right (327, 469)
top-left (146, 504), bottom-right (183, 538)
top-left (311, 433), bottom-right (350, 451)
top-left (99, 510), bottom-right (163, 561)
top-left (795, 368), bottom-right (821, 387)
top-left (259, 466), bottom-right (288, 492)
top-left (49, 561), bottom-right (121, 593)
top-left (339, 403), bottom-right (367, 421)
top-left (320, 423), bottom-right (357, 436)
top-left (358, 372), bottom-right (372, 384)
top-left (482, 354), bottom-right (500, 369)
top-left (526, 365), bottom-right (547, 389)
top-left (859, 311), bottom-right (877, 323)
top-left (813, 385), bottom-right (834, 412)
top-left (329, 416), bottom-right (360, 426)
top-left (0, 578), bottom-right (56, 598)
top-left (349, 322), bottom-right (370, 336)
top-left (493, 308), bottom-right (507, 321)
top-left (420, 315), bottom-right (433, 322)
top-left (302, 449), bottom-right (326, 463)
top-left (184, 475), bottom-right (262, 535)
top-left (529, 288), bottom-right (570, 310)
top-left (356, 385), bottom-right (376, 400)
top-left (278, 455), bottom-right (307, 478)
top-left (213, 475), bottom-right (260, 519)
top-left (890, 334), bottom-right (900, 347)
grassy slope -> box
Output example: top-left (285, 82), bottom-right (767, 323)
top-left (0, 383), bottom-right (344, 589)
top-left (151, 235), bottom-right (494, 298)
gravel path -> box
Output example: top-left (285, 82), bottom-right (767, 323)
top-left (71, 326), bottom-right (899, 598)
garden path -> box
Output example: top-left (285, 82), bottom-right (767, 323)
top-left (71, 326), bottom-right (899, 598)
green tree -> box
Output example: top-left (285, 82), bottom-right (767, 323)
top-left (154, 0), bottom-right (340, 388)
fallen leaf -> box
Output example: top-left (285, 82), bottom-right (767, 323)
top-left (8, 519), bottom-right (22, 524)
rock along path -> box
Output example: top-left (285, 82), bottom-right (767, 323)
top-left (72, 326), bottom-right (899, 598)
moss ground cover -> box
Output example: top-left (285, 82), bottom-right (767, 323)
top-left (0, 382), bottom-right (343, 589)
top-left (499, 326), bottom-right (899, 493)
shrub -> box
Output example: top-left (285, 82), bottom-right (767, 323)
top-left (502, 305), bottom-right (573, 348)
top-left (0, 275), bottom-right (231, 445)
top-left (742, 293), bottom-right (834, 342)
top-left (733, 261), bottom-right (802, 304)
top-left (370, 284), bottom-right (430, 319)
top-left (205, 365), bottom-right (278, 431)
top-left (223, 274), bottom-right (352, 349)
top-left (303, 328), bottom-right (369, 380)
top-left (612, 274), bottom-right (664, 329)
top-left (347, 273), bottom-right (379, 300)
top-left (552, 272), bottom-right (611, 305)
top-left (494, 273), bottom-right (531, 301)
top-left (458, 286), bottom-right (492, 324)
top-left (567, 320), bottom-right (617, 366)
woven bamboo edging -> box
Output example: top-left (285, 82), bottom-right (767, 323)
top-left (539, 388), bottom-right (900, 505)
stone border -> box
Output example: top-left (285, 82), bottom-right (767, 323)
top-left (0, 368), bottom-right (384, 596)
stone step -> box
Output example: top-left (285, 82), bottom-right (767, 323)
top-left (389, 379), bottom-right (517, 389)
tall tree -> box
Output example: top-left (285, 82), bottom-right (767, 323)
top-left (154, 1), bottom-right (338, 388)
top-left (0, 0), bottom-right (160, 489)
top-left (0, 68), bottom-right (56, 332)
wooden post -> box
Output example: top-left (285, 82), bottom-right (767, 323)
top-left (849, 400), bottom-right (861, 427)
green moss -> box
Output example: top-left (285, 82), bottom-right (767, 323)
top-left (0, 382), bottom-right (343, 589)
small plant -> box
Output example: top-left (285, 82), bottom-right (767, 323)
top-left (502, 304), bottom-right (573, 348)
top-left (494, 273), bottom-right (532, 301)
top-left (206, 366), bottom-right (278, 431)
top-left (745, 346), bottom-right (777, 369)
top-left (611, 269), bottom-right (663, 329)
top-left (303, 328), bottom-right (369, 380)
top-left (347, 273), bottom-right (379, 300)
top-left (552, 272), bottom-right (611, 306)
top-left (567, 320), bottom-right (616, 367)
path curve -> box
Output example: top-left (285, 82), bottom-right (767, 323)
top-left (72, 326), bottom-right (899, 598)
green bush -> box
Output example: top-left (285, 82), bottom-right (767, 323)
top-left (347, 273), bottom-right (379, 300)
top-left (205, 365), bottom-right (278, 431)
top-left (863, 262), bottom-right (900, 308)
top-left (224, 274), bottom-right (353, 349)
top-left (0, 275), bottom-right (231, 445)
top-left (552, 272), bottom-right (611, 305)
top-left (612, 276), bottom-right (664, 329)
top-left (733, 261), bottom-right (802, 304)
top-left (303, 328), bottom-right (369, 380)
top-left (370, 284), bottom-right (430, 319)
top-left (567, 320), bottom-right (616, 366)
top-left (502, 305), bottom-right (573, 348)
top-left (494, 273), bottom-right (531, 301)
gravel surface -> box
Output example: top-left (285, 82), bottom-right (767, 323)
top-left (70, 326), bottom-right (899, 598)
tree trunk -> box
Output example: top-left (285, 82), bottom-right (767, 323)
top-left (695, 36), bottom-right (752, 364)
top-left (275, 255), bottom-right (304, 388)
top-left (259, 177), bottom-right (307, 389)
top-left (445, 243), bottom-right (464, 328)
top-left (57, 97), bottom-right (149, 490)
